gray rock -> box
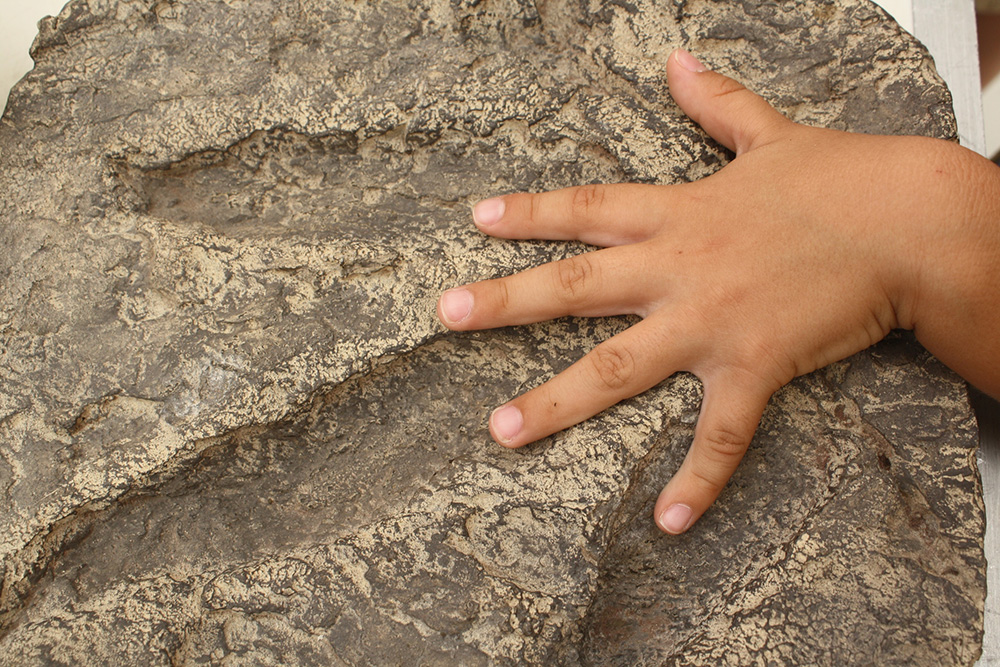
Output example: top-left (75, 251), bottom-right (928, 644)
top-left (0, 0), bottom-right (983, 664)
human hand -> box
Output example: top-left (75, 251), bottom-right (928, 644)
top-left (437, 49), bottom-right (1000, 534)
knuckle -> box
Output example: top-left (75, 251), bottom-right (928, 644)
top-left (570, 183), bottom-right (607, 219)
top-left (554, 255), bottom-right (596, 304)
top-left (495, 279), bottom-right (512, 313)
top-left (526, 193), bottom-right (541, 225)
top-left (686, 465), bottom-right (726, 496)
top-left (713, 78), bottom-right (748, 102)
top-left (589, 343), bottom-right (636, 392)
top-left (700, 425), bottom-right (750, 462)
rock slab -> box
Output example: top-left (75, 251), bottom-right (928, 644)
top-left (0, 0), bottom-right (984, 664)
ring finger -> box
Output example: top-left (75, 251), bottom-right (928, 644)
top-left (488, 311), bottom-right (692, 448)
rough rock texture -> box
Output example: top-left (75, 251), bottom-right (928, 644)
top-left (0, 0), bottom-right (983, 664)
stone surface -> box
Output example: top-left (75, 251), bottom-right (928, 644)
top-left (0, 0), bottom-right (983, 664)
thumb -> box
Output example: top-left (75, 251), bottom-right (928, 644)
top-left (653, 376), bottom-right (772, 534)
top-left (666, 49), bottom-right (791, 155)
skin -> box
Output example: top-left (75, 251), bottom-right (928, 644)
top-left (437, 49), bottom-right (1000, 535)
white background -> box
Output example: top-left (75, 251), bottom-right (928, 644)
top-left (0, 0), bottom-right (67, 112)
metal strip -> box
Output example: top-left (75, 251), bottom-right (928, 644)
top-left (912, 0), bottom-right (986, 153)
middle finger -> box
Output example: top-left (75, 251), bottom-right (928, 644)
top-left (438, 243), bottom-right (665, 329)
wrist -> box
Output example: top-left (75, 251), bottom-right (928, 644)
top-left (904, 141), bottom-right (1000, 395)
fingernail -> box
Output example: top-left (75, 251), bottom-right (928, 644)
top-left (490, 405), bottom-right (523, 444)
top-left (674, 49), bottom-right (708, 73)
top-left (659, 504), bottom-right (693, 534)
top-left (440, 289), bottom-right (473, 324)
top-left (473, 197), bottom-right (505, 227)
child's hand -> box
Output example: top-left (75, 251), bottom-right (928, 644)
top-left (437, 49), bottom-right (1000, 535)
